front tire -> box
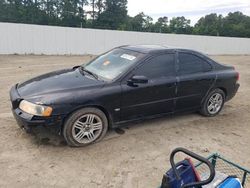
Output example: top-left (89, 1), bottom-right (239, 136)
top-left (63, 108), bottom-right (108, 147)
top-left (200, 89), bottom-right (225, 117)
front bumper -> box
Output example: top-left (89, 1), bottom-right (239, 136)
top-left (10, 85), bottom-right (63, 134)
top-left (12, 108), bottom-right (46, 133)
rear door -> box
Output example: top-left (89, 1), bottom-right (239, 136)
top-left (175, 51), bottom-right (215, 111)
top-left (120, 53), bottom-right (177, 121)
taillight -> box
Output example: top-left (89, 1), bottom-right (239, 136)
top-left (233, 66), bottom-right (239, 81)
top-left (236, 72), bottom-right (239, 81)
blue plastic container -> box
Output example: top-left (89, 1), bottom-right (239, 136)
top-left (218, 177), bottom-right (242, 188)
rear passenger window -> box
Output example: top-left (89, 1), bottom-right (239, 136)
top-left (178, 53), bottom-right (212, 74)
top-left (135, 54), bottom-right (175, 79)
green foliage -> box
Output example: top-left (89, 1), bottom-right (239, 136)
top-left (126, 12), bottom-right (151, 31)
top-left (94, 0), bottom-right (127, 29)
top-left (221, 12), bottom-right (250, 38)
top-left (193, 14), bottom-right (224, 36)
top-left (0, 0), bottom-right (250, 38)
top-left (193, 12), bottom-right (250, 38)
top-left (169, 16), bottom-right (192, 34)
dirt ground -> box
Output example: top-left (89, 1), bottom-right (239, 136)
top-left (0, 55), bottom-right (249, 188)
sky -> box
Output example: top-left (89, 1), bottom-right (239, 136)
top-left (127, 0), bottom-right (250, 25)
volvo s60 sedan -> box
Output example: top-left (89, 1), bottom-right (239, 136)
top-left (10, 45), bottom-right (240, 146)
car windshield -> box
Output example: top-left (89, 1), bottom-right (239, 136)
top-left (82, 48), bottom-right (144, 81)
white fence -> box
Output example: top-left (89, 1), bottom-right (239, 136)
top-left (0, 22), bottom-right (250, 55)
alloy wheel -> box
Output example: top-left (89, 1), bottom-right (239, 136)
top-left (72, 114), bottom-right (103, 144)
top-left (207, 93), bottom-right (223, 115)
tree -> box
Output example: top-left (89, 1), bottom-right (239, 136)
top-left (95, 0), bottom-right (104, 17)
top-left (221, 12), bottom-right (250, 38)
top-left (88, 0), bottom-right (103, 20)
top-left (59, 0), bottom-right (88, 27)
top-left (95, 0), bottom-right (128, 30)
top-left (88, 0), bottom-right (96, 20)
top-left (143, 15), bottom-right (153, 31)
top-left (153, 16), bottom-right (169, 33)
top-left (129, 12), bottom-right (145, 31)
top-left (193, 13), bottom-right (223, 36)
top-left (127, 12), bottom-right (154, 32)
top-left (169, 16), bottom-right (192, 34)
top-left (86, 0), bottom-right (104, 26)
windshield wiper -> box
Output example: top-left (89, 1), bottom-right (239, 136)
top-left (79, 66), bottom-right (99, 80)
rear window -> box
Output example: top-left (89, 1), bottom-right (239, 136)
top-left (178, 53), bottom-right (212, 74)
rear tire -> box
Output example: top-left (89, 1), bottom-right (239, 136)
top-left (200, 89), bottom-right (225, 117)
top-left (63, 107), bottom-right (108, 147)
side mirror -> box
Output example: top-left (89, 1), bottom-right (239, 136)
top-left (128, 75), bottom-right (148, 85)
top-left (73, 65), bottom-right (80, 70)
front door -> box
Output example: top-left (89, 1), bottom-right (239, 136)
top-left (120, 53), bottom-right (177, 121)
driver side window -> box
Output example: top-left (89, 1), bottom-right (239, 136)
top-left (134, 53), bottom-right (175, 79)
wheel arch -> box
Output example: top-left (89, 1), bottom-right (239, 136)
top-left (199, 87), bottom-right (226, 116)
top-left (61, 105), bottom-right (113, 133)
top-left (201, 86), bottom-right (227, 106)
top-left (217, 87), bottom-right (227, 98)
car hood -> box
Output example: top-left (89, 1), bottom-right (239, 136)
top-left (17, 68), bottom-right (104, 99)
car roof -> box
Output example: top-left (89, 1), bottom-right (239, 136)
top-left (120, 44), bottom-right (186, 54)
top-left (119, 45), bottom-right (214, 63)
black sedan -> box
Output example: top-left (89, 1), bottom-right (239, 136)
top-left (10, 45), bottom-right (240, 146)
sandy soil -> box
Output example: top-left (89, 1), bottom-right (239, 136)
top-left (0, 55), bottom-right (249, 188)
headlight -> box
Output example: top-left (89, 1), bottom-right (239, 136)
top-left (19, 100), bottom-right (53, 117)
